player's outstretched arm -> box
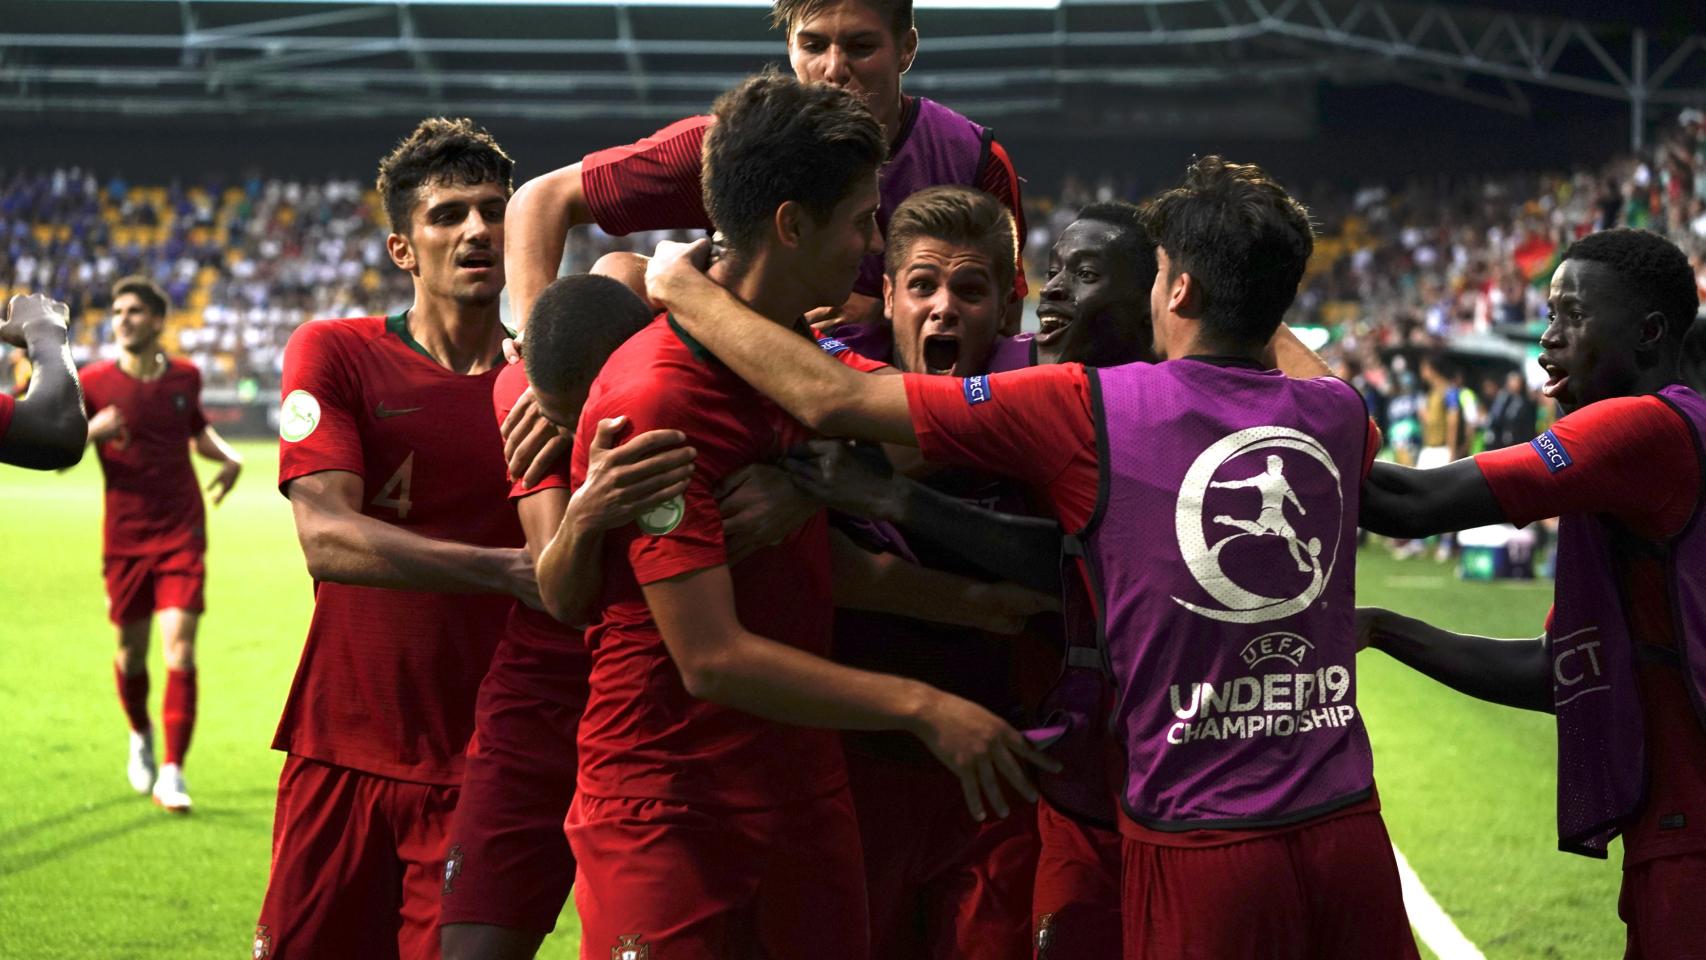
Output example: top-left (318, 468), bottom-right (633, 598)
top-left (1360, 458), bottom-right (1505, 538)
top-left (0, 294), bottom-right (86, 470)
top-left (646, 239), bottom-right (916, 445)
top-left (785, 440), bottom-right (1062, 594)
top-left (534, 417), bottom-right (695, 626)
top-left (504, 162), bottom-right (592, 335)
top-left (828, 530), bottom-right (1057, 634)
top-left (645, 566), bottom-right (1061, 821)
top-left (287, 469), bottom-right (541, 606)
top-left (193, 424), bottom-right (243, 506)
top-left (1357, 606), bottom-right (1552, 713)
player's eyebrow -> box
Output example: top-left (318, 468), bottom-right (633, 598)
top-left (796, 28), bottom-right (883, 45)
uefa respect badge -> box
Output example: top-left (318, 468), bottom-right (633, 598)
top-left (637, 494), bottom-right (685, 536)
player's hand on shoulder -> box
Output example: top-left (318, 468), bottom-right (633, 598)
top-left (571, 416), bottom-right (696, 534)
top-left (643, 237), bottom-right (714, 311)
top-left (782, 439), bottom-right (902, 522)
top-left (717, 462), bottom-right (817, 565)
top-left (87, 406), bottom-right (129, 448)
top-left (911, 690), bottom-right (1062, 823)
top-left (1, 293), bottom-right (71, 348)
top-left (501, 385), bottom-right (573, 488)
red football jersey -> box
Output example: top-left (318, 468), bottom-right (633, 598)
top-left (1478, 395), bottom-right (1706, 866)
top-left (580, 99), bottom-right (1029, 300)
top-left (80, 358), bottom-right (209, 557)
top-left (273, 313), bottom-right (522, 785)
top-left (570, 314), bottom-right (843, 809)
top-left (0, 392), bottom-right (13, 442)
top-left (487, 360), bottom-right (592, 708)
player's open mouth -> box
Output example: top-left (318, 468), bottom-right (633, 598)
top-left (923, 334), bottom-right (961, 375)
top-left (1538, 356), bottom-right (1571, 400)
top-left (457, 251), bottom-right (496, 270)
top-left (1036, 308), bottom-right (1073, 345)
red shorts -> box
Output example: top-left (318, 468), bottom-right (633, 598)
top-left (437, 670), bottom-right (582, 934)
top-left (102, 548), bottom-right (204, 625)
top-left (846, 749), bottom-right (1037, 960)
top-left (253, 755), bottom-right (458, 960)
top-left (1122, 810), bottom-right (1418, 960)
top-left (1620, 851), bottom-right (1706, 959)
top-left (1033, 800), bottom-right (1122, 959)
top-left (567, 789), bottom-right (868, 960)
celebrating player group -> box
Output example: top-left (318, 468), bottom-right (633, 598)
top-left (2, 1), bottom-right (1701, 958)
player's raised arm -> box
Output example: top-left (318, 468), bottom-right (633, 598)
top-left (503, 162), bottom-right (591, 334)
top-left (1360, 458), bottom-right (1504, 538)
top-left (643, 562), bottom-right (1057, 821)
top-left (0, 293), bottom-right (86, 470)
top-left (647, 239), bottom-right (915, 444)
top-left (1358, 607), bottom-right (1552, 712)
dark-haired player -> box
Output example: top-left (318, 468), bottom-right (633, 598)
top-left (254, 118), bottom-right (539, 960)
top-left (438, 273), bottom-right (693, 960)
top-left (1358, 227), bottom-right (1706, 957)
top-left (648, 154), bottom-right (1418, 959)
top-left (565, 72), bottom-right (1055, 960)
top-left (505, 0), bottom-right (1026, 336)
top-left (0, 293), bottom-right (86, 470)
top-left (81, 275), bottom-right (243, 814)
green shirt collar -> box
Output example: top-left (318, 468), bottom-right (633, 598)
top-left (388, 309), bottom-right (512, 366)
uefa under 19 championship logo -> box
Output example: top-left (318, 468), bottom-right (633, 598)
top-left (1172, 426), bottom-right (1343, 624)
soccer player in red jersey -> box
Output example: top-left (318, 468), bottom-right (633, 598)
top-left (80, 276), bottom-right (243, 814)
top-left (562, 72), bottom-right (1055, 960)
top-left (648, 155), bottom-right (1419, 959)
top-left (438, 273), bottom-right (694, 960)
top-left (0, 292), bottom-right (86, 470)
top-left (254, 118), bottom-right (541, 960)
top-left (505, 0), bottom-right (1027, 335)
top-left (1358, 228), bottom-right (1706, 958)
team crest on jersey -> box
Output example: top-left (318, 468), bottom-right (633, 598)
top-left (637, 495), bottom-right (685, 536)
top-left (442, 843), bottom-right (465, 895)
top-left (279, 389), bottom-right (322, 443)
top-left (1171, 426), bottom-right (1343, 624)
top-left (252, 924), bottom-right (273, 959)
top-left (612, 934), bottom-right (650, 959)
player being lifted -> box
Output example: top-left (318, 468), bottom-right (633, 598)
top-left (255, 118), bottom-right (540, 960)
top-left (646, 155), bottom-right (1420, 959)
top-left (506, 0), bottom-right (1027, 335)
top-left (0, 292), bottom-right (85, 469)
top-left (81, 276), bottom-right (243, 813)
top-left (560, 72), bottom-right (1056, 960)
top-left (1358, 228), bottom-right (1706, 957)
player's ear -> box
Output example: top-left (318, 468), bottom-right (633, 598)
top-left (387, 232), bottom-right (417, 273)
top-left (774, 200), bottom-right (807, 250)
top-left (1636, 310), bottom-right (1668, 355)
top-left (898, 28), bottom-right (919, 74)
top-left (1169, 269), bottom-right (1199, 318)
top-left (882, 272), bottom-right (896, 322)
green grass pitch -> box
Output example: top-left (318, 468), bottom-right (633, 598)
top-left (1, 440), bottom-right (1622, 958)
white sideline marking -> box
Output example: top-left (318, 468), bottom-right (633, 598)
top-left (1393, 843), bottom-right (1485, 960)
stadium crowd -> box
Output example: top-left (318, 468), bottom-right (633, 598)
top-left (4, 110), bottom-right (1704, 400)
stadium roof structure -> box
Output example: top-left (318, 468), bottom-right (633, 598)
top-left (2, 0), bottom-right (1702, 146)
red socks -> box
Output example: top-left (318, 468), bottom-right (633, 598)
top-left (163, 668), bottom-right (197, 767)
top-left (115, 664), bottom-right (151, 734)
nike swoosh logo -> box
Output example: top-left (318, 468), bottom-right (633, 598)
top-left (375, 403), bottom-right (424, 419)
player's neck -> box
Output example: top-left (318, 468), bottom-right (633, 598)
top-left (119, 346), bottom-right (167, 381)
top-left (404, 296), bottom-right (505, 375)
top-left (710, 256), bottom-right (811, 329)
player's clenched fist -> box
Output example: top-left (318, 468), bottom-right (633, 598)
top-left (910, 690), bottom-right (1062, 823)
top-left (1, 293), bottom-right (71, 348)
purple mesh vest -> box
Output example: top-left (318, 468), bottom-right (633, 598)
top-left (853, 98), bottom-right (991, 297)
top-left (1082, 359), bottom-right (1374, 829)
top-left (1548, 383), bottom-right (1706, 857)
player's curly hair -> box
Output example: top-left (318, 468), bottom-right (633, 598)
top-left (376, 117), bottom-right (514, 234)
top-left (1141, 156), bottom-right (1314, 350)
top-left (770, 0), bottom-right (913, 39)
top-left (111, 275), bottom-right (169, 317)
top-left (1077, 200), bottom-right (1159, 293)
top-left (525, 274), bottom-right (654, 404)
top-left (702, 69), bottom-right (886, 259)
top-left (884, 186), bottom-right (1015, 295)
top-left (1561, 229), bottom-right (1699, 344)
